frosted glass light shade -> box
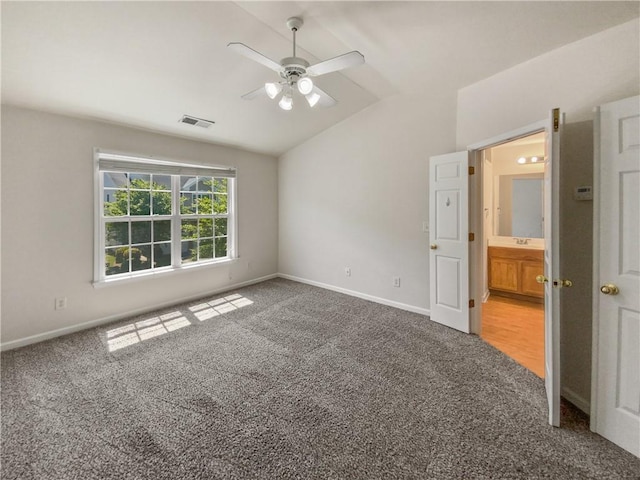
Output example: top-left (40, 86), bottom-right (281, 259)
top-left (265, 82), bottom-right (282, 99)
top-left (279, 94), bottom-right (293, 110)
top-left (297, 77), bottom-right (314, 95)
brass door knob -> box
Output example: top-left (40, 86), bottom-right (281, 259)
top-left (536, 275), bottom-right (548, 284)
top-left (600, 284), bottom-right (619, 295)
top-left (430, 244), bottom-right (438, 250)
top-left (553, 279), bottom-right (573, 288)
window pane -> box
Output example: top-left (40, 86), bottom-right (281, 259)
top-left (199, 239), bottom-right (213, 260)
top-left (151, 175), bottom-right (171, 190)
top-left (104, 189), bottom-right (128, 216)
top-left (131, 245), bottom-right (152, 272)
top-left (180, 193), bottom-right (196, 214)
top-left (104, 172), bottom-right (128, 188)
top-left (200, 218), bottom-right (213, 238)
top-left (215, 218), bottom-right (227, 236)
top-left (180, 176), bottom-right (197, 192)
top-left (129, 191), bottom-right (151, 216)
top-left (198, 194), bottom-right (213, 214)
top-left (213, 178), bottom-right (227, 193)
top-left (181, 240), bottom-right (196, 263)
top-left (213, 194), bottom-right (227, 214)
top-left (105, 247), bottom-right (129, 276)
top-left (131, 221), bottom-right (151, 244)
top-left (153, 220), bottom-right (171, 242)
top-left (129, 174), bottom-right (150, 188)
top-left (197, 177), bottom-right (213, 192)
top-left (152, 191), bottom-right (172, 215)
top-left (181, 219), bottom-right (197, 240)
top-left (105, 222), bottom-right (129, 247)
top-left (106, 247), bottom-right (130, 275)
top-left (215, 237), bottom-right (227, 258)
top-left (100, 167), bottom-right (233, 278)
top-left (154, 242), bottom-right (172, 267)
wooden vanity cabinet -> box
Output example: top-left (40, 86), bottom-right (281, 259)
top-left (488, 247), bottom-right (544, 301)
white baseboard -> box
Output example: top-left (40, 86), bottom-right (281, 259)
top-left (482, 290), bottom-right (490, 303)
top-left (562, 386), bottom-right (590, 414)
top-left (0, 274), bottom-right (278, 352)
top-left (278, 273), bottom-right (430, 317)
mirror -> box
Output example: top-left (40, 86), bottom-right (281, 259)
top-left (495, 173), bottom-right (544, 238)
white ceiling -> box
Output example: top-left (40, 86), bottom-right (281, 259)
top-left (2, 2), bottom-right (638, 156)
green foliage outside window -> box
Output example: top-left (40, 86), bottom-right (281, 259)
top-left (103, 173), bottom-right (230, 275)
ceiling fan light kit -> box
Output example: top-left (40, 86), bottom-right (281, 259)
top-left (228, 17), bottom-right (365, 111)
top-left (265, 82), bottom-right (282, 99)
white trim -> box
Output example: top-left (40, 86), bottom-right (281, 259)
top-left (466, 120), bottom-right (547, 151)
top-left (277, 274), bottom-right (431, 317)
top-left (466, 119), bottom-right (548, 339)
top-left (562, 386), bottom-right (590, 414)
top-left (590, 105), bottom-right (602, 431)
top-left (1, 274), bottom-right (278, 352)
top-left (96, 148), bottom-right (236, 176)
top-left (93, 258), bottom-right (239, 288)
top-left (482, 290), bottom-right (490, 303)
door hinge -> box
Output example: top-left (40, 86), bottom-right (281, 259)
top-left (553, 108), bottom-right (560, 132)
top-left (468, 166), bottom-right (475, 175)
top-left (469, 232), bottom-right (475, 242)
top-left (469, 299), bottom-right (475, 308)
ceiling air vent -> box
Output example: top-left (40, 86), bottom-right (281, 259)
top-left (179, 115), bottom-right (215, 129)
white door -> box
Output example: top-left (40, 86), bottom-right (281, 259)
top-left (429, 152), bottom-right (470, 333)
top-left (592, 95), bottom-right (640, 457)
top-left (543, 108), bottom-right (562, 427)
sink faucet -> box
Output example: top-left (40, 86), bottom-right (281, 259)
top-left (514, 238), bottom-right (530, 245)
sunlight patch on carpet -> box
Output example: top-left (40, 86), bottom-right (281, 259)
top-left (105, 294), bottom-right (253, 351)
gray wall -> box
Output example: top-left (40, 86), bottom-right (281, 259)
top-left (278, 91), bottom-right (457, 313)
top-left (1, 105), bottom-right (278, 347)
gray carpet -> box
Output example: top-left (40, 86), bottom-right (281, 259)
top-left (1, 278), bottom-right (638, 479)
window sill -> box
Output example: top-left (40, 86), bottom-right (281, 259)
top-left (93, 258), bottom-right (238, 288)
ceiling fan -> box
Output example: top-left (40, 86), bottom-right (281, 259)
top-left (228, 17), bottom-right (365, 111)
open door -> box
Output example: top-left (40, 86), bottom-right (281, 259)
top-left (542, 108), bottom-right (562, 427)
top-left (428, 151), bottom-right (470, 333)
top-left (592, 95), bottom-right (640, 457)
top-left (432, 112), bottom-right (561, 426)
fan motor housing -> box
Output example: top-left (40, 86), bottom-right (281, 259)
top-left (280, 57), bottom-right (309, 80)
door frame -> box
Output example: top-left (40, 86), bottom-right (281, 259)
top-left (466, 119), bottom-right (547, 335)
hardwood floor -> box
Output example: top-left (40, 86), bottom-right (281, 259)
top-left (481, 294), bottom-right (545, 378)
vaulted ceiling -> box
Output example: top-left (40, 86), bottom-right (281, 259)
top-left (2, 2), bottom-right (638, 156)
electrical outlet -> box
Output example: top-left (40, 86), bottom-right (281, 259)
top-left (345, 267), bottom-right (351, 277)
top-left (55, 297), bottom-right (67, 310)
top-left (393, 277), bottom-right (401, 287)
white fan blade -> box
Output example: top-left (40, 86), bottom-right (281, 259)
top-left (228, 42), bottom-right (283, 73)
top-left (306, 51), bottom-right (364, 77)
top-left (241, 86), bottom-right (266, 100)
top-left (312, 85), bottom-right (337, 107)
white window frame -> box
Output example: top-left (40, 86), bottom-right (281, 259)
top-left (93, 149), bottom-right (238, 286)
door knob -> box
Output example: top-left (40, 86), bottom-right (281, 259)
top-left (553, 279), bottom-right (573, 288)
top-left (536, 275), bottom-right (548, 284)
top-left (430, 244), bottom-right (438, 250)
top-left (600, 284), bottom-right (619, 295)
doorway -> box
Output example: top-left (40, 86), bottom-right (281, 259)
top-left (478, 132), bottom-right (547, 377)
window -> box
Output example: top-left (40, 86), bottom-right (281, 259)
top-left (95, 151), bottom-right (236, 284)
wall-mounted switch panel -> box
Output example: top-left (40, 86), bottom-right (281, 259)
top-left (345, 267), bottom-right (351, 277)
